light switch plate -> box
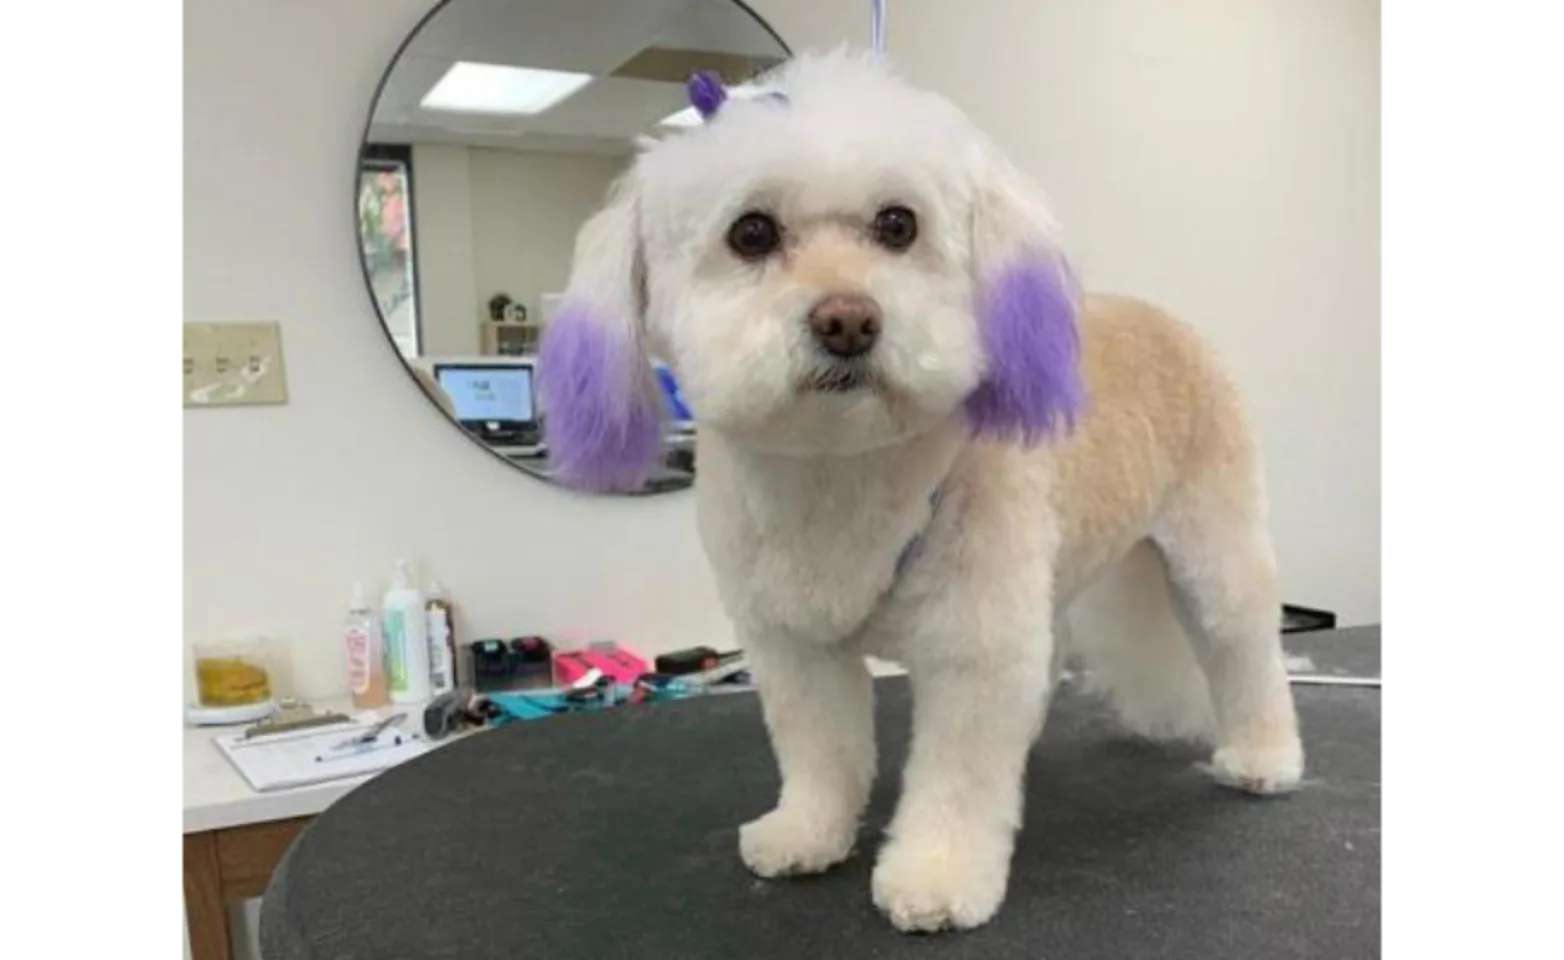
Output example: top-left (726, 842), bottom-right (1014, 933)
top-left (184, 321), bottom-right (289, 407)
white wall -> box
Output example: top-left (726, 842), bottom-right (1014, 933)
top-left (883, 0), bottom-right (1381, 623)
top-left (468, 148), bottom-right (626, 331)
top-left (185, 0), bottom-right (1378, 708)
top-left (407, 144), bottom-right (625, 357)
top-left (408, 143), bottom-right (478, 356)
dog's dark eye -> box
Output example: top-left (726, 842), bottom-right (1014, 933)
top-left (727, 211), bottom-right (782, 260)
top-left (872, 206), bottom-right (918, 251)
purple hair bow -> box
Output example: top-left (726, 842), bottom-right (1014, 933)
top-left (684, 71), bottom-right (787, 123)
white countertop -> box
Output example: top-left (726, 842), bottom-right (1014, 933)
top-left (183, 699), bottom-right (458, 834)
top-left (183, 668), bottom-right (896, 835)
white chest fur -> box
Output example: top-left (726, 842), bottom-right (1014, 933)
top-left (696, 429), bottom-right (961, 644)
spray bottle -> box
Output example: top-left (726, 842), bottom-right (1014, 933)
top-left (344, 582), bottom-right (389, 709)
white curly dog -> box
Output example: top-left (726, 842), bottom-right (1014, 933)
top-left (539, 49), bottom-right (1304, 933)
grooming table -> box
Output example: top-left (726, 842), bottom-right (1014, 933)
top-left (261, 627), bottom-right (1379, 959)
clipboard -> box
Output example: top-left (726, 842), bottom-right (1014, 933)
top-left (214, 720), bottom-right (430, 793)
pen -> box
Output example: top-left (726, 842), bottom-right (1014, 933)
top-left (329, 713), bottom-right (406, 751)
top-left (1288, 674), bottom-right (1381, 688)
top-left (314, 733), bottom-right (406, 763)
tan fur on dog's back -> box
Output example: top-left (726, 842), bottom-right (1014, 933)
top-left (1053, 294), bottom-right (1258, 596)
top-left (1052, 295), bottom-right (1270, 741)
top-left (941, 294), bottom-right (1263, 607)
top-left (952, 294), bottom-right (1268, 742)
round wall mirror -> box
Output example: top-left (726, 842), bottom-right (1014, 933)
top-left (357, 0), bottom-right (787, 494)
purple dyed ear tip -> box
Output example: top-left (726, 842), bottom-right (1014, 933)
top-left (687, 71), bottom-right (727, 119)
top-left (964, 259), bottom-right (1086, 446)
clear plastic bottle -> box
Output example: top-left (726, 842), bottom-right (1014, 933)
top-left (345, 583), bottom-right (389, 709)
top-left (425, 580), bottom-right (457, 696)
top-left (382, 560), bottom-right (431, 703)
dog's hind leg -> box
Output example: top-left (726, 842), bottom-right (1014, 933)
top-left (1063, 540), bottom-right (1216, 743)
top-left (1150, 467), bottom-right (1304, 795)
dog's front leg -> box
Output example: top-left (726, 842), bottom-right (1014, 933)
top-left (871, 618), bottom-right (1052, 933)
top-left (739, 637), bottom-right (875, 877)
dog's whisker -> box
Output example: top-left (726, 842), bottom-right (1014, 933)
top-left (798, 360), bottom-right (878, 393)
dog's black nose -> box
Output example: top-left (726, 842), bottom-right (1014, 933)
top-left (808, 293), bottom-right (881, 358)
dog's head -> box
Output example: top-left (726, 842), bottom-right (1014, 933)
top-left (539, 49), bottom-right (1083, 491)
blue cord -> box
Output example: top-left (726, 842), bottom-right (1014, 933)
top-left (872, 0), bottom-right (887, 56)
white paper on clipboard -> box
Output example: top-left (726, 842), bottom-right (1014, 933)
top-left (214, 721), bottom-right (430, 793)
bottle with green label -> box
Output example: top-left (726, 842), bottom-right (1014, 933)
top-left (382, 560), bottom-right (430, 703)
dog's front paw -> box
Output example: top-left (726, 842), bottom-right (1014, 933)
top-left (871, 833), bottom-right (1011, 933)
top-left (739, 807), bottom-right (856, 877)
top-left (1207, 740), bottom-right (1305, 795)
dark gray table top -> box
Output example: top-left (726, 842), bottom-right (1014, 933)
top-left (262, 627), bottom-right (1379, 959)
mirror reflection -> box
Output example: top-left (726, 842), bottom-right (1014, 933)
top-left (357, 0), bottom-right (786, 493)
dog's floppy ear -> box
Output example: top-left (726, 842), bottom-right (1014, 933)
top-left (537, 174), bottom-right (664, 492)
top-left (963, 145), bottom-right (1086, 444)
